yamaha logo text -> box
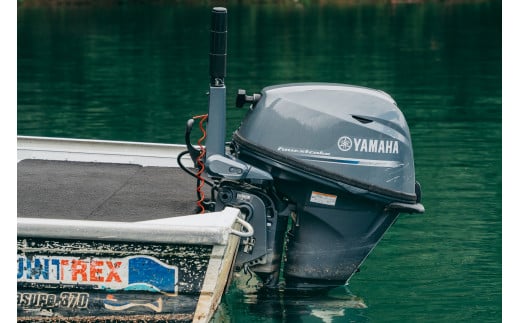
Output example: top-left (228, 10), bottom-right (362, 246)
top-left (338, 136), bottom-right (399, 154)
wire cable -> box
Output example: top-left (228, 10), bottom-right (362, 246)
top-left (192, 114), bottom-right (209, 213)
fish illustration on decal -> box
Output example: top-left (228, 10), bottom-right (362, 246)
top-left (103, 294), bottom-right (163, 312)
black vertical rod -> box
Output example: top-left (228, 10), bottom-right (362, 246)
top-left (209, 7), bottom-right (227, 86)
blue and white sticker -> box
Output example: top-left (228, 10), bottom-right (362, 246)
top-left (18, 255), bottom-right (178, 295)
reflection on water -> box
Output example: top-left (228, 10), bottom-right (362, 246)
top-left (215, 272), bottom-right (368, 323)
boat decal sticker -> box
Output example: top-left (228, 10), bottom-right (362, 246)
top-left (17, 290), bottom-right (186, 317)
top-left (18, 291), bottom-right (90, 310)
top-left (103, 294), bottom-right (163, 312)
top-left (17, 255), bottom-right (178, 295)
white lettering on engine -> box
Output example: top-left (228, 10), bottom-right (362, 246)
top-left (350, 137), bottom-right (398, 154)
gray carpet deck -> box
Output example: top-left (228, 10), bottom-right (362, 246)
top-left (17, 159), bottom-right (204, 221)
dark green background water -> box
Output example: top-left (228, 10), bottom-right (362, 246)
top-left (18, 1), bottom-right (502, 322)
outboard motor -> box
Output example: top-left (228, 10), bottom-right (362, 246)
top-left (233, 84), bottom-right (424, 289)
top-left (183, 7), bottom-right (424, 291)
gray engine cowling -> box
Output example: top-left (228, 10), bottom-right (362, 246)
top-left (234, 83), bottom-right (419, 204)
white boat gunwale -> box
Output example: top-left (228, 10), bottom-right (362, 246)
top-left (18, 207), bottom-right (252, 246)
top-left (17, 135), bottom-right (195, 167)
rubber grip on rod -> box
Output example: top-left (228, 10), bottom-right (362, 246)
top-left (209, 7), bottom-right (227, 85)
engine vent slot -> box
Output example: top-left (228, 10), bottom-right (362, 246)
top-left (352, 115), bottom-right (373, 124)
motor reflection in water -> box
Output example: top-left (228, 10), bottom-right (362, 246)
top-left (215, 271), bottom-right (369, 323)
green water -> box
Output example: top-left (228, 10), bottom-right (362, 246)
top-left (18, 1), bottom-right (502, 322)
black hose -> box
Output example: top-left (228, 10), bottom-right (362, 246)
top-left (177, 150), bottom-right (215, 188)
